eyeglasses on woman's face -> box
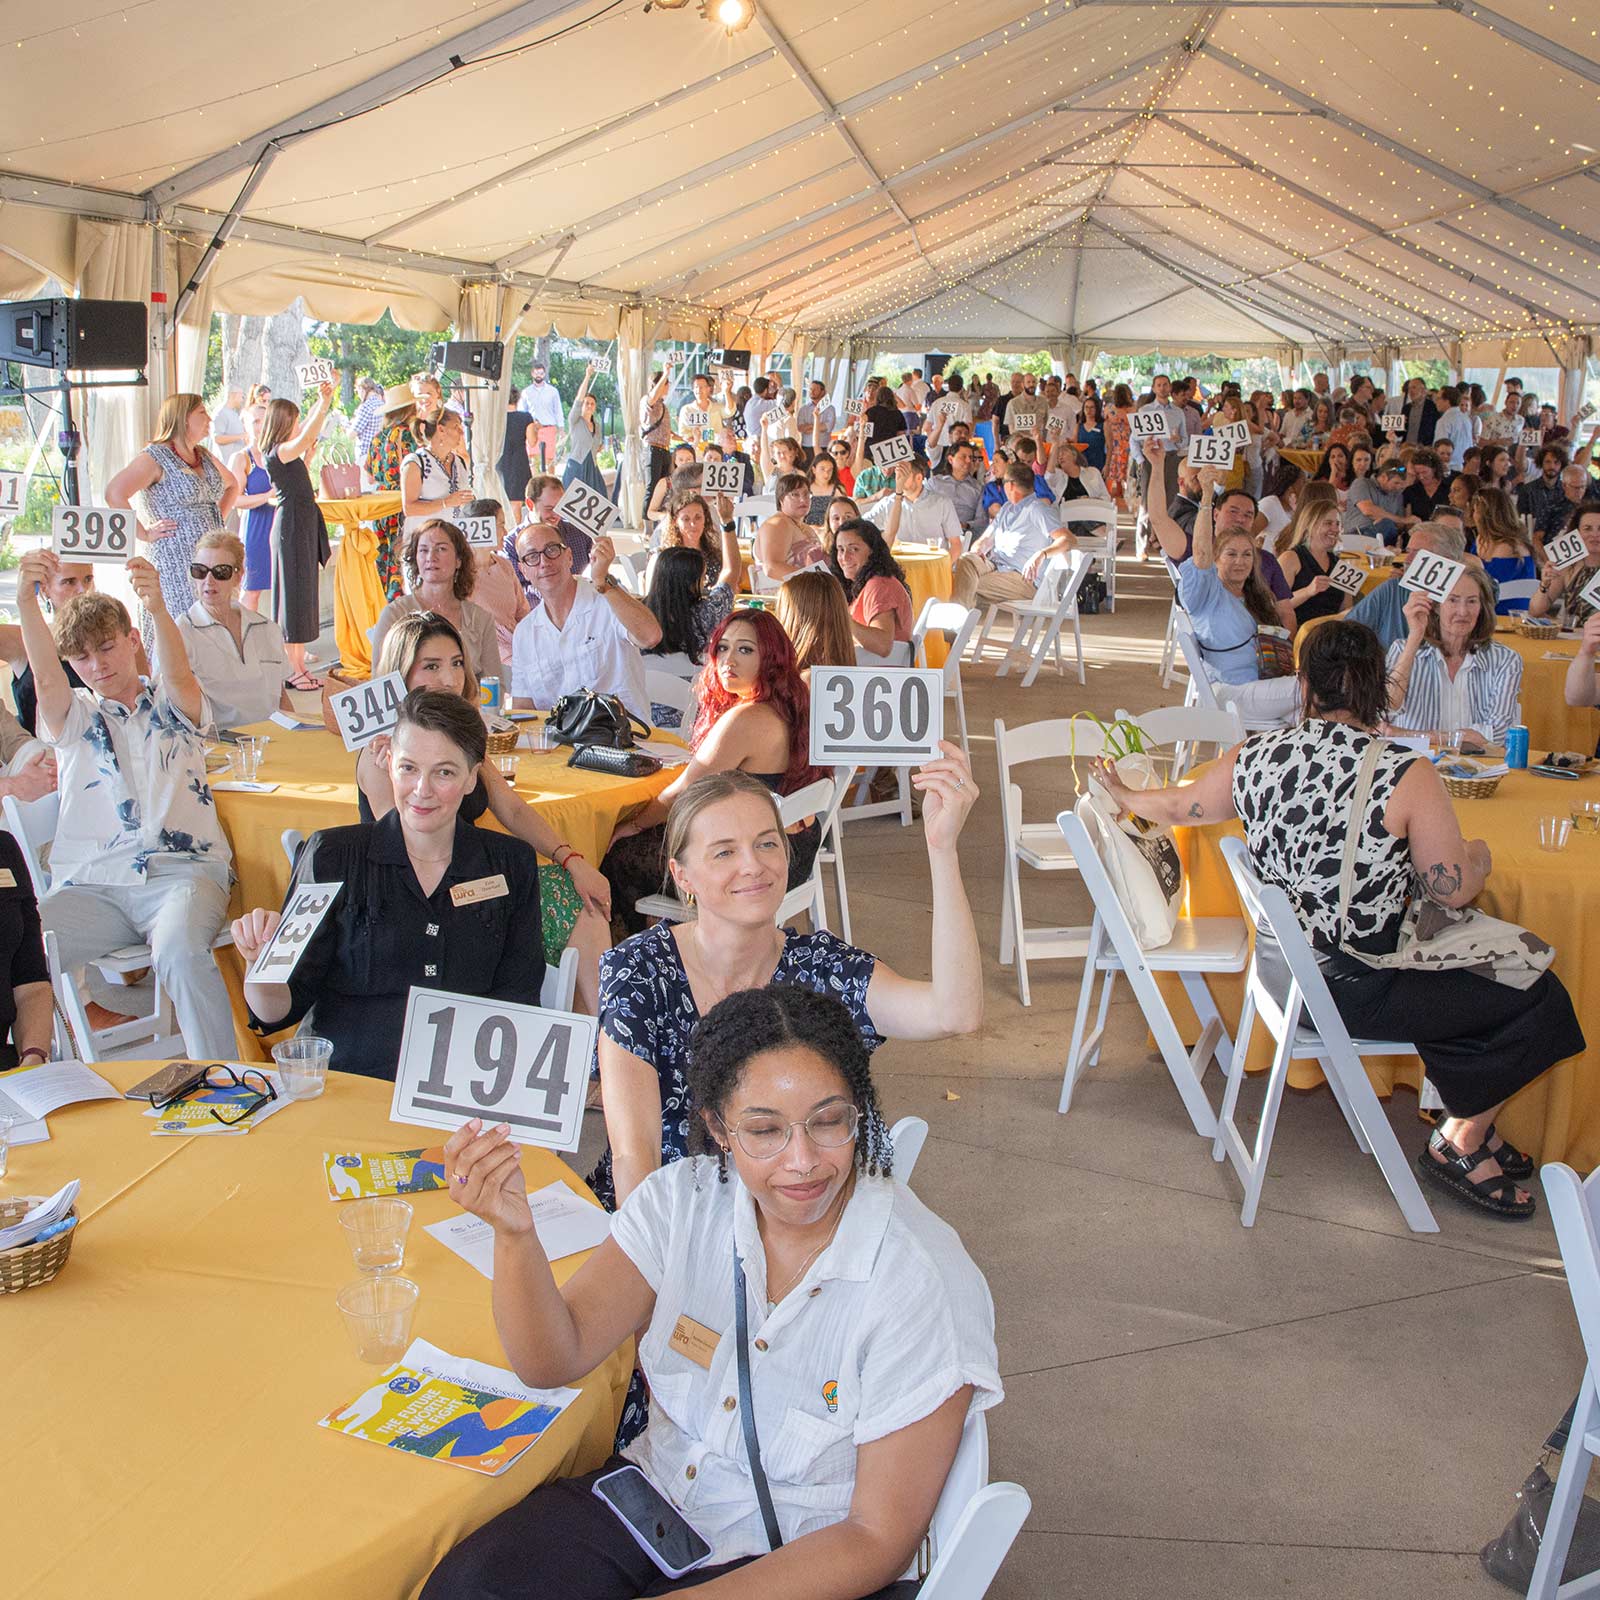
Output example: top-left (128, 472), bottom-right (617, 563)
top-left (719, 1100), bottom-right (860, 1159)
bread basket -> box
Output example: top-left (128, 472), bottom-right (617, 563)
top-left (0, 1195), bottom-right (76, 1292)
top-left (1518, 615), bottom-right (1558, 639)
top-left (483, 725), bottom-right (520, 758)
top-left (1438, 757), bottom-right (1503, 799)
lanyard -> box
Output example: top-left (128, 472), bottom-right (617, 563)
top-left (732, 1240), bottom-right (783, 1552)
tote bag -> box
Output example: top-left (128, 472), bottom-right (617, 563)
top-left (1082, 754), bottom-right (1184, 948)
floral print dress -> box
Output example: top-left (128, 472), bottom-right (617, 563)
top-left (1104, 406), bottom-right (1132, 501)
top-left (365, 418), bottom-right (421, 601)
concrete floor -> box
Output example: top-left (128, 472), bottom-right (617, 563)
top-left (582, 553), bottom-right (1585, 1599)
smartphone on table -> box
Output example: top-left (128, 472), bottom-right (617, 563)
top-left (592, 1465), bottom-right (713, 1579)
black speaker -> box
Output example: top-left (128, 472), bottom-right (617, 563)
top-left (1, 298), bottom-right (148, 371)
top-left (710, 347), bottom-right (751, 372)
top-left (430, 339), bottom-right (503, 381)
top-left (924, 352), bottom-right (951, 378)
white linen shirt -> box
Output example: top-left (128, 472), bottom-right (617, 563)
top-left (866, 490), bottom-right (965, 551)
top-left (177, 601), bottom-right (288, 730)
top-left (509, 577), bottom-right (650, 725)
top-left (40, 682), bottom-right (231, 889)
top-left (612, 1158), bottom-right (1002, 1566)
top-left (520, 380), bottom-right (565, 429)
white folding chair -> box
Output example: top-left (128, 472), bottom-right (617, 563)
top-left (1171, 611), bottom-right (1222, 711)
top-left (1055, 803), bottom-right (1247, 1139)
top-left (1113, 703), bottom-right (1245, 781)
top-left (1159, 596), bottom-right (1188, 688)
top-left (611, 550), bottom-right (649, 597)
top-left (912, 599), bottom-right (979, 758)
top-left (634, 772), bottom-right (847, 929)
top-left (911, 1408), bottom-right (1031, 1600)
top-left (994, 716), bottom-right (1106, 1007)
top-left (1496, 578), bottom-right (1539, 609)
top-left (989, 551), bottom-right (1093, 688)
top-left (1215, 837), bottom-right (1438, 1231)
top-left (644, 668), bottom-right (694, 731)
top-left (1527, 1160), bottom-right (1600, 1599)
top-left (855, 640), bottom-right (913, 668)
top-left (7, 791), bottom-right (229, 1062)
top-left (281, 828), bottom-right (305, 870)
top-left (732, 494), bottom-right (776, 531)
top-left (541, 946), bottom-right (580, 1012)
top-left (889, 1115), bottom-right (929, 1184)
top-left (1059, 501), bottom-right (1120, 612)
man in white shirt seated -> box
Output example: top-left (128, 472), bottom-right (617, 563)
top-left (866, 456), bottom-right (965, 555)
top-left (509, 529), bottom-right (660, 726)
top-left (952, 461), bottom-right (1078, 607)
top-left (18, 549), bottom-right (237, 1058)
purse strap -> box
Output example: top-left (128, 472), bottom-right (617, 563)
top-left (733, 1240), bottom-right (784, 1553)
top-left (1334, 736), bottom-right (1385, 944)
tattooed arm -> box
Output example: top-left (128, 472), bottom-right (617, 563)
top-left (1087, 744), bottom-right (1245, 827)
top-left (1391, 757), bottom-right (1490, 908)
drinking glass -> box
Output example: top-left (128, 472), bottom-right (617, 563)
top-left (0, 1114), bottom-right (13, 1180)
top-left (272, 1034), bottom-right (332, 1098)
top-left (493, 751), bottom-right (519, 780)
top-left (1538, 816), bottom-right (1573, 851)
top-left (235, 735), bottom-right (265, 782)
top-left (335, 1275), bottom-right (419, 1364)
top-left (339, 1197), bottom-right (413, 1274)
top-left (1576, 800), bottom-right (1600, 836)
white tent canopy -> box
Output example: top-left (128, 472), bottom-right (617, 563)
top-left (4, 0), bottom-right (1599, 499)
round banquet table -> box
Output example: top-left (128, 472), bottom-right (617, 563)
top-left (735, 542), bottom-right (955, 666)
top-left (1279, 448), bottom-right (1323, 475)
top-left (1166, 765), bottom-right (1600, 1169)
top-left (1492, 622), bottom-right (1600, 758)
top-left (320, 493), bottom-right (403, 680)
top-left (5, 1059), bottom-right (631, 1600)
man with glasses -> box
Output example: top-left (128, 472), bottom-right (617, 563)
top-left (503, 475), bottom-right (594, 603)
top-left (509, 527), bottom-right (660, 725)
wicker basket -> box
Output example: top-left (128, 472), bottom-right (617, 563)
top-left (0, 1195), bottom-right (76, 1292)
top-left (1518, 615), bottom-right (1558, 638)
top-left (483, 727), bottom-right (520, 758)
top-left (1438, 760), bottom-right (1503, 800)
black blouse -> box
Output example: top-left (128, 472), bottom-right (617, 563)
top-left (0, 832), bottom-right (47, 1054)
top-left (254, 811), bottom-right (544, 1079)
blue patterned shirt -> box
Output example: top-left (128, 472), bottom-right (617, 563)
top-left (40, 682), bottom-right (231, 889)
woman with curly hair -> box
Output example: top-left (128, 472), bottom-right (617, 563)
top-left (426, 981), bottom-right (1000, 1600)
top-left (369, 518), bottom-right (500, 678)
top-left (602, 608), bottom-right (819, 938)
top-left (828, 517), bottom-right (913, 658)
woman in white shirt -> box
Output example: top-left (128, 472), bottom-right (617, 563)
top-left (371, 519), bottom-right (501, 682)
top-left (424, 983), bottom-right (1001, 1600)
top-left (400, 411), bottom-right (474, 537)
top-left (176, 530), bottom-right (291, 729)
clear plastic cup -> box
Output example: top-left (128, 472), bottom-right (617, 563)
top-left (0, 1114), bottom-right (13, 1180)
top-left (1539, 816), bottom-right (1573, 851)
top-left (234, 735), bottom-right (265, 782)
top-left (339, 1196), bottom-right (413, 1274)
top-left (335, 1275), bottom-right (419, 1364)
top-left (273, 1034), bottom-right (332, 1097)
top-left (493, 751), bottom-right (519, 780)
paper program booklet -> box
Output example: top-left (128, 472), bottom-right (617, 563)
top-left (318, 1338), bottom-right (579, 1476)
top-left (324, 1147), bottom-right (449, 1201)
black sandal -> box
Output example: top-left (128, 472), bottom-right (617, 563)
top-left (1484, 1123), bottom-right (1535, 1182)
top-left (1416, 1131), bottom-right (1535, 1219)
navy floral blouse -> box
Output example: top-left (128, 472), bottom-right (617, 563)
top-left (589, 924), bottom-right (882, 1211)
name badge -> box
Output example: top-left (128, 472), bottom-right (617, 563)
top-left (0, 869), bottom-right (15, 888)
top-left (670, 1314), bottom-right (722, 1370)
top-left (450, 874), bottom-right (510, 907)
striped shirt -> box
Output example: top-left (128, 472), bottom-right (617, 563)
top-left (1384, 638), bottom-right (1523, 742)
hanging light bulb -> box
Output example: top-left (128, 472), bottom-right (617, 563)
top-left (704, 0), bottom-right (756, 32)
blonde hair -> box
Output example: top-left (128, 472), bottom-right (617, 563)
top-left (194, 529), bottom-right (246, 567)
top-left (150, 393), bottom-right (209, 456)
top-left (663, 770), bottom-right (790, 883)
top-left (1275, 494), bottom-right (1341, 557)
top-left (774, 569), bottom-right (854, 676)
top-left (1474, 486), bottom-right (1532, 554)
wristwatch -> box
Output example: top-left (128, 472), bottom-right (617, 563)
top-left (595, 573), bottom-right (620, 594)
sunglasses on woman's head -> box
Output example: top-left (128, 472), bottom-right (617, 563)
top-left (190, 562), bottom-right (238, 581)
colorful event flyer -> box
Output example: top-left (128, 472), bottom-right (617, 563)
top-left (142, 1068), bottom-right (288, 1135)
top-left (324, 1147), bottom-right (448, 1201)
top-left (319, 1339), bottom-right (579, 1476)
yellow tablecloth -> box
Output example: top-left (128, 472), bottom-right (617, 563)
top-left (735, 543), bottom-right (956, 667)
top-left (8, 1060), bottom-right (631, 1600)
top-left (219, 722), bottom-right (676, 914)
top-left (1280, 448), bottom-right (1323, 475)
top-left (1167, 767), bottom-right (1600, 1168)
top-left (1493, 624), bottom-right (1600, 757)
top-left (320, 494), bottom-right (402, 681)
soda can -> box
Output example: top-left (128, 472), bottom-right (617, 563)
top-left (480, 676), bottom-right (501, 712)
top-left (1506, 724), bottom-right (1529, 769)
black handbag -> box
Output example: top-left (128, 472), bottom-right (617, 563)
top-left (545, 690), bottom-right (648, 750)
top-left (1480, 1402), bottom-right (1600, 1590)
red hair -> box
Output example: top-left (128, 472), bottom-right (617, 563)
top-left (692, 609), bottom-right (817, 794)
